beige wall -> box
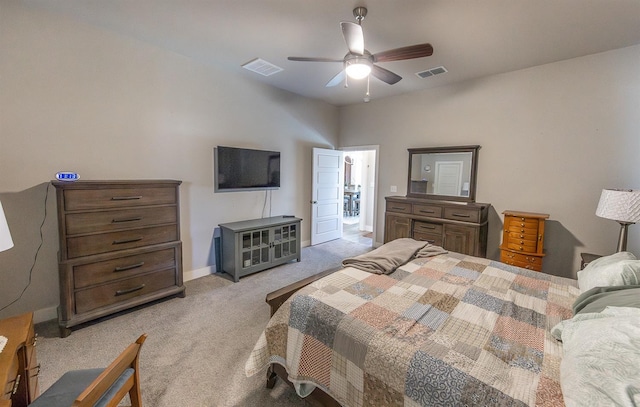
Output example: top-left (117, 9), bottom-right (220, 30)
top-left (0, 2), bottom-right (339, 320)
top-left (340, 44), bottom-right (640, 278)
top-left (2, 1), bottom-right (639, 321)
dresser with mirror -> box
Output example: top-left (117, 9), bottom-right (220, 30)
top-left (384, 145), bottom-right (491, 257)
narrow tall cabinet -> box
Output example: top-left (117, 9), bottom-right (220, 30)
top-left (219, 216), bottom-right (301, 282)
top-left (53, 180), bottom-right (185, 337)
top-left (499, 210), bottom-right (549, 271)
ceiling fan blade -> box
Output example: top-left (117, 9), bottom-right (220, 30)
top-left (371, 65), bottom-right (402, 85)
top-left (373, 43), bottom-right (433, 63)
top-left (325, 70), bottom-right (346, 87)
top-left (288, 57), bottom-right (343, 62)
top-left (340, 22), bottom-right (364, 55)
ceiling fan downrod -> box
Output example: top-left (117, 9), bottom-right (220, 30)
top-left (353, 7), bottom-right (367, 25)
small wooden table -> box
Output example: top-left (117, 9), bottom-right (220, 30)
top-left (0, 313), bottom-right (38, 407)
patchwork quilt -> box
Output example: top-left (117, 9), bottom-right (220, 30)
top-left (245, 252), bottom-right (579, 406)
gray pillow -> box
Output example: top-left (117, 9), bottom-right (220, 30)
top-left (573, 285), bottom-right (640, 315)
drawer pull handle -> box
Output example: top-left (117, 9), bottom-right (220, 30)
top-left (115, 284), bottom-right (146, 296)
top-left (32, 333), bottom-right (38, 347)
top-left (419, 210), bottom-right (435, 214)
top-left (111, 196), bottom-right (142, 201)
top-left (112, 217), bottom-right (142, 223)
top-left (112, 237), bottom-right (143, 245)
top-left (451, 213), bottom-right (471, 218)
top-left (12, 374), bottom-right (20, 395)
top-left (114, 262), bottom-right (145, 272)
top-left (419, 225), bottom-right (436, 230)
top-left (391, 206), bottom-right (406, 210)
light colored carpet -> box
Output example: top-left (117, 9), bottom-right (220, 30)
top-left (34, 238), bottom-right (371, 407)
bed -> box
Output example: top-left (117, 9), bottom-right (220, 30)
top-left (245, 239), bottom-right (640, 406)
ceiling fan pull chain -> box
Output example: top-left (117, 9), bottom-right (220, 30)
top-left (364, 75), bottom-right (371, 102)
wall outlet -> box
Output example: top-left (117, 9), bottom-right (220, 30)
top-left (390, 185), bottom-right (397, 192)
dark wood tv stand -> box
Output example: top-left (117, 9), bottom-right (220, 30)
top-left (219, 216), bottom-right (302, 282)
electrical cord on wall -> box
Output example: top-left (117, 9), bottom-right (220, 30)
top-left (0, 184), bottom-right (49, 312)
top-left (261, 189), bottom-right (273, 219)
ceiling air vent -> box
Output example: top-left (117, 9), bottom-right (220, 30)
top-left (415, 66), bottom-right (448, 79)
top-left (242, 58), bottom-right (283, 77)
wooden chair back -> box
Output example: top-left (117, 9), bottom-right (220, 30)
top-left (72, 334), bottom-right (147, 407)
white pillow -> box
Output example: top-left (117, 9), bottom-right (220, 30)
top-left (555, 307), bottom-right (640, 407)
top-left (577, 251), bottom-right (640, 292)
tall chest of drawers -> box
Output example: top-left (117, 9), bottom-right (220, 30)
top-left (499, 210), bottom-right (549, 272)
top-left (53, 180), bottom-right (185, 337)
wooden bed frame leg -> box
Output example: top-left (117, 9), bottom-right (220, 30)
top-left (266, 365), bottom-right (277, 389)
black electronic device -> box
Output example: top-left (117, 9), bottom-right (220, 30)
top-left (214, 146), bottom-right (280, 192)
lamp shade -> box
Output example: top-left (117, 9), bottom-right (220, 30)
top-left (0, 200), bottom-right (13, 252)
top-left (595, 189), bottom-right (640, 223)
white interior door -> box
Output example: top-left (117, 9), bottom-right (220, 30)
top-left (434, 161), bottom-right (463, 196)
top-left (311, 148), bottom-right (343, 245)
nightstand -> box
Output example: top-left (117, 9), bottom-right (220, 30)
top-left (580, 253), bottom-right (602, 270)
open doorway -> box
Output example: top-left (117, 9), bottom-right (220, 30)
top-left (341, 146), bottom-right (378, 247)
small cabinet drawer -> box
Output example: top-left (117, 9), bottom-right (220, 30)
top-left (75, 268), bottom-right (177, 314)
top-left (413, 221), bottom-right (443, 235)
top-left (443, 207), bottom-right (480, 223)
top-left (2, 354), bottom-right (18, 399)
top-left (66, 206), bottom-right (177, 235)
top-left (506, 241), bottom-right (537, 253)
top-left (386, 202), bottom-right (412, 214)
top-left (66, 225), bottom-right (178, 259)
top-left (73, 247), bottom-right (177, 288)
top-left (501, 250), bottom-right (542, 271)
top-left (63, 187), bottom-right (176, 211)
top-left (413, 204), bottom-right (442, 218)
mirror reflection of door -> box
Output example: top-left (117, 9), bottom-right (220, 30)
top-left (434, 161), bottom-right (463, 196)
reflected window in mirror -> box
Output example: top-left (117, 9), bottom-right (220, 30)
top-left (407, 145), bottom-right (479, 202)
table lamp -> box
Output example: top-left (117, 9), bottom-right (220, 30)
top-left (595, 188), bottom-right (640, 252)
top-left (0, 200), bottom-right (13, 252)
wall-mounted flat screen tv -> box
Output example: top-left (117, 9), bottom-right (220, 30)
top-left (214, 146), bottom-right (281, 192)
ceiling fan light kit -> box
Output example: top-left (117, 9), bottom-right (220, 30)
top-left (345, 55), bottom-right (372, 79)
top-left (287, 7), bottom-right (434, 101)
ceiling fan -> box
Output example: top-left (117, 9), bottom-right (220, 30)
top-left (288, 7), bottom-right (433, 88)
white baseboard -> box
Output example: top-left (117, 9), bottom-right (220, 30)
top-left (301, 240), bottom-right (311, 248)
top-left (184, 265), bottom-right (215, 282)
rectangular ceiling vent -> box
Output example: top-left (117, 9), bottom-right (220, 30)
top-left (415, 66), bottom-right (448, 79)
top-left (242, 58), bottom-right (283, 77)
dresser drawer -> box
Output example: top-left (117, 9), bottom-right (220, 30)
top-left (63, 187), bottom-right (176, 211)
top-left (413, 232), bottom-right (443, 246)
top-left (443, 207), bottom-right (480, 223)
top-left (386, 201), bottom-right (412, 214)
top-left (75, 268), bottom-right (177, 314)
top-left (66, 225), bottom-right (178, 258)
top-left (413, 221), bottom-right (443, 235)
top-left (73, 247), bottom-right (177, 288)
top-left (413, 204), bottom-right (442, 218)
top-left (66, 206), bottom-right (177, 235)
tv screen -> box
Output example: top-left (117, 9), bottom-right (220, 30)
top-left (214, 146), bottom-right (281, 192)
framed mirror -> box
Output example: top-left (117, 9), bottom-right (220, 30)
top-left (407, 145), bottom-right (480, 202)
